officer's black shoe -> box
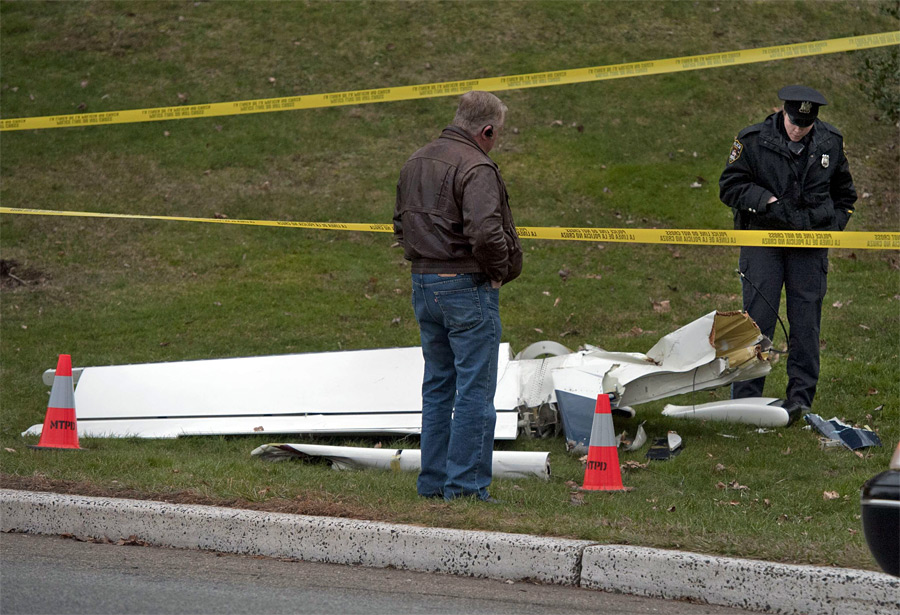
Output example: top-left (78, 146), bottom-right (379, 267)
top-left (782, 401), bottom-right (810, 426)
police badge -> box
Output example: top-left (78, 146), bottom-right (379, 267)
top-left (728, 138), bottom-right (743, 164)
top-left (821, 154), bottom-right (830, 168)
top-left (800, 101), bottom-right (813, 114)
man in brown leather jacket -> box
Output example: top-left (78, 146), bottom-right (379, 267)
top-left (394, 91), bottom-right (522, 502)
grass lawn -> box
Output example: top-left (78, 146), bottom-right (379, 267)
top-left (1, 0), bottom-right (897, 570)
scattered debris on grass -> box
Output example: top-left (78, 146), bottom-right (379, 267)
top-left (804, 414), bottom-right (882, 450)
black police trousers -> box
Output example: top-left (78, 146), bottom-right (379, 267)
top-left (732, 246), bottom-right (829, 408)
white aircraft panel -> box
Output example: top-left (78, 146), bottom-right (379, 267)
top-left (26, 343), bottom-right (520, 440)
top-left (66, 344), bottom-right (512, 419)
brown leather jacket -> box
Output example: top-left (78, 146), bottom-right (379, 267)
top-left (393, 126), bottom-right (523, 284)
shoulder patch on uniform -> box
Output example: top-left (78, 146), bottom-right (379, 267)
top-left (728, 138), bottom-right (744, 164)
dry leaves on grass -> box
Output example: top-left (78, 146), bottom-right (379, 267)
top-left (716, 480), bottom-right (749, 491)
top-left (621, 326), bottom-right (644, 337)
top-left (651, 299), bottom-right (671, 313)
top-left (823, 490), bottom-right (840, 500)
top-left (622, 460), bottom-right (648, 470)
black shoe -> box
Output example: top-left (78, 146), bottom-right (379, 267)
top-left (782, 401), bottom-right (810, 426)
top-left (481, 496), bottom-right (502, 504)
top-left (419, 491), bottom-right (444, 500)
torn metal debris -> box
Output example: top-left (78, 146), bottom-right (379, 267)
top-left (646, 432), bottom-right (684, 461)
top-left (804, 414), bottom-right (883, 450)
top-left (618, 421), bottom-right (647, 452)
top-left (514, 310), bottom-right (773, 448)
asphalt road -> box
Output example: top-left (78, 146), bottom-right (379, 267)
top-left (0, 532), bottom-right (752, 615)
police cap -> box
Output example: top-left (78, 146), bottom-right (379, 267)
top-left (778, 85), bottom-right (828, 127)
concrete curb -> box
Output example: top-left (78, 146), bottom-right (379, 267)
top-left (2, 489), bottom-right (898, 614)
top-left (582, 545), bottom-right (899, 615)
top-left (0, 489), bottom-right (589, 585)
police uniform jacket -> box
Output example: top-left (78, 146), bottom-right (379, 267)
top-left (394, 125), bottom-right (523, 284)
top-left (719, 111), bottom-right (857, 232)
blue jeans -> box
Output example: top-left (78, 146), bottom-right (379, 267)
top-left (411, 273), bottom-right (501, 501)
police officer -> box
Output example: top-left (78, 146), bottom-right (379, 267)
top-left (719, 85), bottom-right (857, 413)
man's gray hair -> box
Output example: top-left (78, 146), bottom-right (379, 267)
top-left (453, 91), bottom-right (507, 136)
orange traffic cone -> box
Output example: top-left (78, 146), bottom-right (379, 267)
top-left (580, 393), bottom-right (626, 491)
top-left (29, 354), bottom-right (81, 450)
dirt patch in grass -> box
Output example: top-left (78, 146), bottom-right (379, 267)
top-left (0, 259), bottom-right (48, 290)
top-left (0, 473), bottom-right (378, 521)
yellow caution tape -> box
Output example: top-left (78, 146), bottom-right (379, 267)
top-left (0, 207), bottom-right (391, 234)
top-left (519, 226), bottom-right (900, 250)
top-left (2, 32), bottom-right (896, 132)
top-left (3, 207), bottom-right (897, 250)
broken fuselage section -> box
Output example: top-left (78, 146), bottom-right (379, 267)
top-left (510, 310), bottom-right (773, 448)
top-left (25, 311), bottom-right (773, 446)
